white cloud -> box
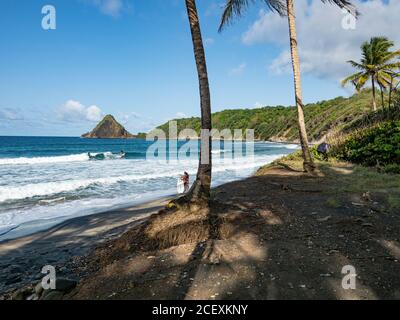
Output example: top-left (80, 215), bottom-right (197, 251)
top-left (118, 112), bottom-right (156, 133)
top-left (0, 108), bottom-right (24, 121)
top-left (85, 0), bottom-right (125, 17)
top-left (176, 112), bottom-right (187, 119)
top-left (269, 51), bottom-right (292, 75)
top-left (254, 102), bottom-right (264, 108)
top-left (242, 0), bottom-right (400, 81)
top-left (229, 63), bottom-right (247, 76)
top-left (86, 105), bottom-right (103, 122)
top-left (59, 100), bottom-right (103, 122)
top-left (204, 38), bottom-right (215, 47)
top-left (120, 112), bottom-right (141, 124)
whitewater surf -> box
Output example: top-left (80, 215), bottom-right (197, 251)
top-left (0, 137), bottom-right (299, 240)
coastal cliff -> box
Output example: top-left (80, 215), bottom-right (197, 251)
top-left (82, 115), bottom-right (135, 139)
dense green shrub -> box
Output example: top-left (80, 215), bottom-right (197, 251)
top-left (382, 164), bottom-right (400, 174)
top-left (393, 91), bottom-right (400, 107)
top-left (334, 121), bottom-right (400, 167)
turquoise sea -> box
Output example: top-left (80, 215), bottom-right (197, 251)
top-left (0, 136), bottom-right (298, 239)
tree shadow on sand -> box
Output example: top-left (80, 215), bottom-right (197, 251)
top-left (66, 163), bottom-right (400, 300)
top-left (3, 164), bottom-right (400, 300)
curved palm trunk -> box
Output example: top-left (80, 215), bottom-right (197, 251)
top-left (184, 0), bottom-right (212, 204)
top-left (371, 77), bottom-right (377, 111)
top-left (286, 0), bottom-right (315, 173)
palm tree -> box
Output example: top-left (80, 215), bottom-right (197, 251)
top-left (388, 58), bottom-right (400, 108)
top-left (342, 37), bottom-right (400, 111)
top-left (219, 0), bottom-right (356, 172)
top-left (182, 0), bottom-right (212, 205)
top-left (388, 71), bottom-right (400, 109)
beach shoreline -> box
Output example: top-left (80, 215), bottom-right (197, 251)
top-left (0, 172), bottom-right (253, 297)
top-left (0, 192), bottom-right (177, 243)
top-left (0, 145), bottom-right (296, 297)
top-left (0, 137), bottom-right (297, 241)
top-left (2, 159), bottom-right (400, 300)
top-left (0, 196), bottom-right (171, 296)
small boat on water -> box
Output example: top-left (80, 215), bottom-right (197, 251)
top-left (39, 197), bottom-right (66, 204)
top-left (88, 151), bottom-right (126, 160)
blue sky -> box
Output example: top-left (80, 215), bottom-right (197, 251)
top-left (0, 0), bottom-right (398, 136)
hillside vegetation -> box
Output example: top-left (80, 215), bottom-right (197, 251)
top-left (276, 100), bottom-right (400, 174)
top-left (155, 90), bottom-right (400, 173)
top-left (329, 105), bottom-right (400, 173)
top-left (155, 90), bottom-right (379, 142)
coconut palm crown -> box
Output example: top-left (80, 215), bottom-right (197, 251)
top-left (342, 37), bottom-right (400, 111)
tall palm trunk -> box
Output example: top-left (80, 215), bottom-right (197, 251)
top-left (388, 76), bottom-right (393, 109)
top-left (286, 0), bottom-right (315, 173)
top-left (185, 0), bottom-right (212, 204)
top-left (371, 77), bottom-right (377, 111)
top-left (379, 84), bottom-right (385, 109)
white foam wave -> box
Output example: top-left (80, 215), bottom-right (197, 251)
top-left (0, 170), bottom-right (184, 202)
top-left (0, 154), bottom-right (283, 203)
top-left (0, 149), bottom-right (290, 239)
top-left (0, 153), bottom-right (89, 165)
top-left (0, 151), bottom-right (128, 166)
top-left (211, 149), bottom-right (228, 154)
top-left (284, 144), bottom-right (300, 150)
top-left (267, 143), bottom-right (299, 150)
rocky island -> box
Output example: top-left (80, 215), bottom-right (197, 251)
top-left (82, 115), bottom-right (135, 139)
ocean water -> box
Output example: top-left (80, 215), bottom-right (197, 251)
top-left (0, 136), bottom-right (298, 239)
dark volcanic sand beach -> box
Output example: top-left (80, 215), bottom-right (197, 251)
top-left (0, 197), bottom-right (170, 297)
top-left (1, 160), bottom-right (400, 300)
top-left (65, 161), bottom-right (400, 300)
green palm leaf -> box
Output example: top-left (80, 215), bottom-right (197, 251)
top-left (341, 71), bottom-right (364, 87)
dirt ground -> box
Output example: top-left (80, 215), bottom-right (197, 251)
top-left (65, 161), bottom-right (400, 300)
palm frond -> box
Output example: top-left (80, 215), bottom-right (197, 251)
top-left (347, 60), bottom-right (365, 70)
top-left (219, 0), bottom-right (286, 32)
top-left (341, 71), bottom-right (364, 87)
top-left (219, 0), bottom-right (357, 32)
top-left (381, 49), bottom-right (400, 63)
top-left (262, 0), bottom-right (287, 15)
top-left (320, 0), bottom-right (358, 17)
top-left (356, 73), bottom-right (369, 91)
top-left (381, 62), bottom-right (400, 70)
top-left (219, 0), bottom-right (252, 32)
top-left (376, 73), bottom-right (392, 89)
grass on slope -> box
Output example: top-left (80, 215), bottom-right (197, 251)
top-left (328, 105), bottom-right (400, 174)
top-left (155, 90), bottom-right (377, 142)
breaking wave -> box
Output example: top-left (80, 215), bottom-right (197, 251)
top-left (0, 153), bottom-right (90, 165)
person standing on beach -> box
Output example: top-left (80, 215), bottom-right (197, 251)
top-left (317, 142), bottom-right (330, 161)
top-left (181, 172), bottom-right (190, 193)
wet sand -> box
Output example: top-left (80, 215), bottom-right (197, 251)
top-left (0, 197), bottom-right (170, 295)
